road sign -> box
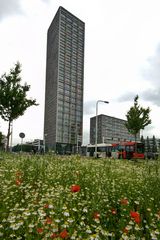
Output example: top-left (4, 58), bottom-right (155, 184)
top-left (19, 132), bottom-right (25, 139)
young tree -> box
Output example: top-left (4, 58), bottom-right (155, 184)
top-left (140, 135), bottom-right (145, 150)
top-left (125, 95), bottom-right (151, 151)
top-left (152, 135), bottom-right (157, 153)
top-left (140, 135), bottom-right (145, 144)
top-left (0, 62), bottom-right (38, 151)
top-left (146, 136), bottom-right (151, 153)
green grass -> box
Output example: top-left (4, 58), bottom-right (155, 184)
top-left (0, 153), bottom-right (160, 239)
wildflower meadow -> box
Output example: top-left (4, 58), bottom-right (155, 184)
top-left (0, 153), bottom-right (160, 240)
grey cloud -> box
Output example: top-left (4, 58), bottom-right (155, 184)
top-left (141, 88), bottom-right (160, 107)
top-left (144, 124), bottom-right (155, 131)
top-left (0, 0), bottom-right (50, 21)
top-left (118, 44), bottom-right (160, 107)
top-left (116, 92), bottom-right (137, 102)
top-left (143, 44), bottom-right (160, 85)
top-left (0, 0), bottom-right (23, 20)
top-left (142, 124), bottom-right (155, 138)
top-left (116, 88), bottom-right (160, 107)
top-left (84, 100), bottom-right (96, 115)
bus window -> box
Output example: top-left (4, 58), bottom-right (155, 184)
top-left (126, 146), bottom-right (134, 152)
top-left (118, 146), bottom-right (125, 151)
top-left (137, 144), bottom-right (144, 153)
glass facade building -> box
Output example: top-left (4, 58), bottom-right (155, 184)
top-left (90, 114), bottom-right (140, 144)
top-left (44, 7), bottom-right (85, 153)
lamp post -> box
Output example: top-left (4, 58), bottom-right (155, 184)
top-left (95, 100), bottom-right (109, 158)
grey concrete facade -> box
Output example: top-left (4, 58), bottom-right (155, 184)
top-left (44, 7), bottom-right (85, 153)
top-left (90, 114), bottom-right (140, 144)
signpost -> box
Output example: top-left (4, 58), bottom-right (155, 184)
top-left (19, 132), bottom-right (25, 152)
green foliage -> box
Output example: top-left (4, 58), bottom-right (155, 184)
top-left (140, 135), bottom-right (145, 144)
top-left (146, 136), bottom-right (151, 152)
top-left (152, 135), bottom-right (157, 153)
top-left (12, 144), bottom-right (33, 152)
top-left (0, 62), bottom-right (38, 122)
top-left (0, 62), bottom-right (38, 151)
top-left (125, 95), bottom-right (151, 140)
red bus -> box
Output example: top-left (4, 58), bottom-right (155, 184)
top-left (111, 141), bottom-right (145, 159)
top-left (86, 142), bottom-right (145, 159)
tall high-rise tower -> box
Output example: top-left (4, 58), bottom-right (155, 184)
top-left (44, 7), bottom-right (85, 153)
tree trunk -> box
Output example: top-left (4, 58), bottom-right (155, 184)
top-left (6, 120), bottom-right (11, 152)
top-left (134, 134), bottom-right (137, 153)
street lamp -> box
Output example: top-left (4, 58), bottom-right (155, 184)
top-left (95, 100), bottom-right (109, 158)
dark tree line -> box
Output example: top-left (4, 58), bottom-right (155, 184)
top-left (141, 135), bottom-right (159, 153)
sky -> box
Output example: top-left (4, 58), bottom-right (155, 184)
top-left (0, 0), bottom-right (160, 146)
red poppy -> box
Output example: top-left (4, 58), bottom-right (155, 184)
top-left (71, 184), bottom-right (81, 193)
top-left (134, 215), bottom-right (141, 224)
top-left (93, 211), bottom-right (100, 219)
top-left (130, 211), bottom-right (139, 218)
top-left (59, 229), bottom-right (68, 239)
top-left (45, 217), bottom-right (52, 224)
top-left (120, 198), bottom-right (128, 205)
top-left (111, 209), bottom-right (117, 215)
top-left (50, 233), bottom-right (59, 238)
top-left (37, 228), bottom-right (43, 234)
top-left (130, 211), bottom-right (141, 224)
top-left (44, 204), bottom-right (49, 209)
top-left (15, 179), bottom-right (22, 186)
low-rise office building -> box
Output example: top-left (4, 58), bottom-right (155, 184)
top-left (90, 114), bottom-right (140, 144)
top-left (26, 139), bottom-right (44, 152)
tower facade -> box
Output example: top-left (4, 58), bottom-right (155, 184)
top-left (44, 7), bottom-right (85, 153)
top-left (90, 114), bottom-right (140, 144)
